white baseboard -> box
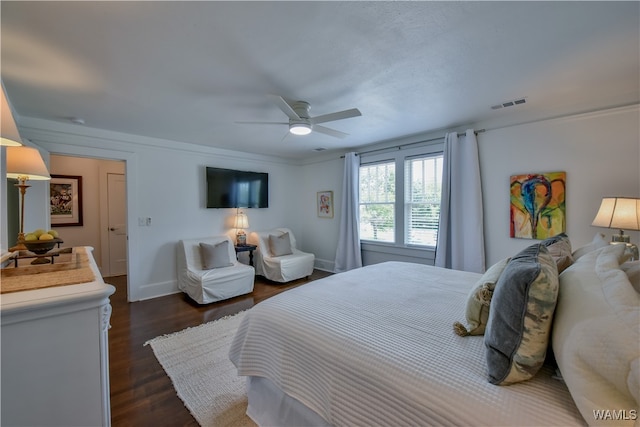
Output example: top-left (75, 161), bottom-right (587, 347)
top-left (134, 279), bottom-right (180, 301)
top-left (132, 261), bottom-right (335, 301)
top-left (314, 258), bottom-right (335, 273)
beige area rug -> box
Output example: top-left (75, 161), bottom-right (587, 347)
top-left (145, 311), bottom-right (256, 427)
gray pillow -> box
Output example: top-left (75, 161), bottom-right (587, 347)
top-left (484, 243), bottom-right (559, 385)
top-left (200, 240), bottom-right (232, 269)
top-left (269, 232), bottom-right (293, 257)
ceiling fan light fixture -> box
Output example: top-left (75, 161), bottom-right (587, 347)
top-left (289, 122), bottom-right (312, 135)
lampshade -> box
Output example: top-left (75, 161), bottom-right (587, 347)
top-left (1, 82), bottom-right (23, 146)
top-left (290, 123), bottom-right (312, 135)
top-left (6, 146), bottom-right (51, 180)
top-left (592, 197), bottom-right (640, 231)
top-left (234, 212), bottom-right (249, 229)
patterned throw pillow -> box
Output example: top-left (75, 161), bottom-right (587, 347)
top-left (200, 240), bottom-right (233, 269)
top-left (453, 258), bottom-right (510, 337)
top-left (541, 233), bottom-right (574, 273)
top-left (484, 243), bottom-right (560, 385)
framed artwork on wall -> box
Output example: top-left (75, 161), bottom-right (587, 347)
top-left (510, 171), bottom-right (566, 239)
top-left (50, 174), bottom-right (84, 227)
top-left (317, 191), bottom-right (334, 218)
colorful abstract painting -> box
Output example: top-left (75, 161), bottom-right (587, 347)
top-left (510, 172), bottom-right (566, 239)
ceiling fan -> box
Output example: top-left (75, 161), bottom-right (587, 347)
top-left (237, 95), bottom-right (362, 139)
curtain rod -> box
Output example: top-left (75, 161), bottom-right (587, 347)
top-left (341, 129), bottom-right (485, 158)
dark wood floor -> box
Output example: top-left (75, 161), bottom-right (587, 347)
top-left (106, 270), bottom-right (332, 426)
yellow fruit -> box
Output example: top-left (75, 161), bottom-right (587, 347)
top-left (33, 229), bottom-right (45, 237)
top-left (39, 233), bottom-right (54, 241)
top-left (25, 233), bottom-right (37, 241)
top-left (47, 230), bottom-right (59, 238)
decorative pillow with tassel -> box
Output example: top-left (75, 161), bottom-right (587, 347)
top-left (484, 244), bottom-right (559, 385)
top-left (454, 257), bottom-right (510, 337)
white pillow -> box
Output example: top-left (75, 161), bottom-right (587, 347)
top-left (200, 240), bottom-right (233, 269)
top-left (269, 232), bottom-right (293, 257)
top-left (553, 243), bottom-right (639, 426)
top-left (572, 232), bottom-right (609, 260)
top-left (621, 261), bottom-right (640, 293)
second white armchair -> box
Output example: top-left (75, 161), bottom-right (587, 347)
top-left (249, 228), bottom-right (315, 283)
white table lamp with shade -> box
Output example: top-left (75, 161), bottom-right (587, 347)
top-left (2, 80), bottom-right (24, 260)
top-left (234, 210), bottom-right (249, 246)
top-left (1, 80), bottom-right (23, 147)
top-left (6, 146), bottom-right (51, 252)
top-left (592, 197), bottom-right (640, 260)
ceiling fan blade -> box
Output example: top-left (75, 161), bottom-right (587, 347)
top-left (311, 108), bottom-right (361, 125)
top-left (267, 95), bottom-right (300, 120)
top-left (313, 125), bottom-right (349, 139)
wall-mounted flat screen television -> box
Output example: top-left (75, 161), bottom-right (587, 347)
top-left (206, 167), bottom-right (269, 208)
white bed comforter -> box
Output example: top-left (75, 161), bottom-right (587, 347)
top-left (229, 261), bottom-right (585, 426)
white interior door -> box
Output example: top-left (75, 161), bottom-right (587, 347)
top-left (107, 173), bottom-right (127, 276)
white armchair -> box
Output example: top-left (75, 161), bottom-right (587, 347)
top-left (177, 235), bottom-right (254, 304)
top-left (249, 228), bottom-right (315, 283)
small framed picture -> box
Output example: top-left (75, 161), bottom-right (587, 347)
top-left (50, 175), bottom-right (84, 227)
top-left (317, 191), bottom-right (334, 218)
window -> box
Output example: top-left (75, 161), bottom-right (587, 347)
top-left (404, 155), bottom-right (443, 246)
top-left (359, 161), bottom-right (395, 242)
top-left (358, 145), bottom-right (444, 248)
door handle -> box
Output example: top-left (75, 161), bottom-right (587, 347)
top-left (110, 227), bottom-right (116, 231)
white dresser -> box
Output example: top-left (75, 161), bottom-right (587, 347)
top-left (1, 247), bottom-right (116, 427)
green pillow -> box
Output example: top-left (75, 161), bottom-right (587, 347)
top-left (484, 243), bottom-right (559, 385)
top-left (453, 258), bottom-right (510, 337)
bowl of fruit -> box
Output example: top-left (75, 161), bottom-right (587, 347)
top-left (23, 229), bottom-right (62, 255)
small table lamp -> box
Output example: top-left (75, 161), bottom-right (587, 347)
top-left (234, 210), bottom-right (249, 246)
top-left (6, 146), bottom-right (51, 251)
top-left (592, 196), bottom-right (640, 260)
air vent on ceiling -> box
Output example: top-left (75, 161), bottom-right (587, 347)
top-left (491, 97), bottom-right (527, 110)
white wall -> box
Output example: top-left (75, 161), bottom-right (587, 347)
top-left (479, 105), bottom-right (639, 265)
top-left (130, 147), bottom-right (299, 298)
top-left (7, 104), bottom-right (639, 300)
top-left (18, 119), bottom-right (301, 301)
top-left (298, 156), bottom-right (345, 272)
top-left (298, 105), bottom-right (640, 268)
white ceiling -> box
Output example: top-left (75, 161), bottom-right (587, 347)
top-left (2, 1), bottom-right (638, 160)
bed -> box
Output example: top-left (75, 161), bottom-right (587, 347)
top-left (230, 237), bottom-right (639, 426)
